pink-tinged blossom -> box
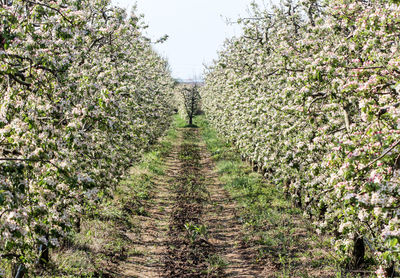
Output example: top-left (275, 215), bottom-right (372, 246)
top-left (376, 266), bottom-right (387, 278)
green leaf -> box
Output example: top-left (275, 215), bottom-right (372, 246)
top-left (390, 238), bottom-right (398, 248)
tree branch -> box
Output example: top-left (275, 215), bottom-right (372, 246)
top-left (358, 139), bottom-right (400, 173)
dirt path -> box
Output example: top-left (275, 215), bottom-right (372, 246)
top-left (200, 143), bottom-right (265, 277)
top-left (120, 128), bottom-right (263, 277)
top-left (119, 147), bottom-right (179, 277)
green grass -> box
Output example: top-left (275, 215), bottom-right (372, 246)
top-left (172, 114), bottom-right (187, 128)
top-left (206, 254), bottom-right (228, 274)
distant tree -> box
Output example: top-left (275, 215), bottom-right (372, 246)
top-left (180, 82), bottom-right (201, 125)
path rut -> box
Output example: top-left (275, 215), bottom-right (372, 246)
top-left (120, 128), bottom-right (264, 277)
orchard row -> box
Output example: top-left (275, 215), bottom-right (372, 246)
top-left (0, 0), bottom-right (174, 274)
top-left (201, 0), bottom-right (400, 275)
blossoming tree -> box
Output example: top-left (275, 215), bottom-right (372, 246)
top-left (0, 0), bottom-right (174, 275)
top-left (201, 0), bottom-right (400, 275)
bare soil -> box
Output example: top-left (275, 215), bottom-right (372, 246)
top-left (200, 143), bottom-right (267, 277)
top-left (119, 128), bottom-right (264, 277)
top-left (119, 148), bottom-right (178, 277)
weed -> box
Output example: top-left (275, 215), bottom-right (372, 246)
top-left (184, 223), bottom-right (208, 244)
top-left (206, 254), bottom-right (228, 274)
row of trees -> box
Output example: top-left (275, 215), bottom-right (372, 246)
top-left (201, 0), bottom-right (400, 275)
top-left (0, 0), bottom-right (174, 275)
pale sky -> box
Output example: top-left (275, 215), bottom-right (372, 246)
top-left (111, 0), bottom-right (277, 80)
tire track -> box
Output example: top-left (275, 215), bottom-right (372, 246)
top-left (163, 128), bottom-right (218, 277)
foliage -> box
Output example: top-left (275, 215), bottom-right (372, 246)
top-left (0, 0), bottom-right (174, 274)
top-left (201, 0), bottom-right (400, 275)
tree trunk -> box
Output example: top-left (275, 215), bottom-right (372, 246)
top-left (76, 216), bottom-right (81, 233)
top-left (38, 243), bottom-right (49, 266)
top-left (252, 161), bottom-right (258, 172)
top-left (37, 233), bottom-right (49, 267)
top-left (12, 264), bottom-right (25, 278)
top-left (319, 203), bottom-right (327, 220)
top-left (0, 34), bottom-right (4, 50)
top-left (385, 264), bottom-right (395, 277)
top-left (294, 189), bottom-right (302, 208)
top-left (284, 179), bottom-right (290, 199)
top-left (352, 236), bottom-right (365, 268)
